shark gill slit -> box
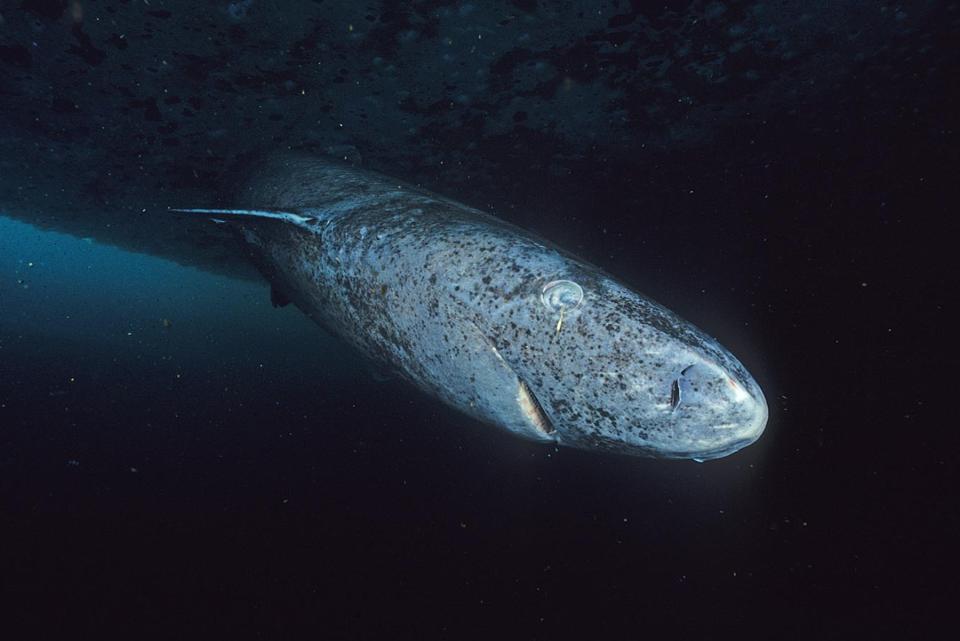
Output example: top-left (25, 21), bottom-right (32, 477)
top-left (517, 378), bottom-right (555, 435)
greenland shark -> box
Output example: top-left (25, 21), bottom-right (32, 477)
top-left (174, 153), bottom-right (767, 460)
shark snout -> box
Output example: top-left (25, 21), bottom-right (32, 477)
top-left (669, 361), bottom-right (768, 460)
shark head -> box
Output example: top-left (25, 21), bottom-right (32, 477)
top-left (453, 243), bottom-right (767, 461)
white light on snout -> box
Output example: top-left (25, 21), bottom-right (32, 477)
top-left (726, 376), bottom-right (750, 403)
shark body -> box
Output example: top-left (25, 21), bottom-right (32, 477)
top-left (176, 153), bottom-right (767, 460)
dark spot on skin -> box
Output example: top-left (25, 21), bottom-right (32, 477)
top-left (69, 24), bottom-right (106, 67)
top-left (20, 0), bottom-right (68, 21)
top-left (608, 13), bottom-right (638, 28)
top-left (128, 97), bottom-right (162, 122)
top-left (510, 0), bottom-right (539, 14)
top-left (0, 45), bottom-right (32, 68)
top-left (51, 97), bottom-right (79, 114)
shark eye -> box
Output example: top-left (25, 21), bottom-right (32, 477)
top-left (541, 280), bottom-right (583, 311)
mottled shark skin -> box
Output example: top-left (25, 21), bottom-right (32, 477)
top-left (177, 154), bottom-right (767, 461)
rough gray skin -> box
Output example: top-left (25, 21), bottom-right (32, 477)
top-left (191, 153), bottom-right (767, 461)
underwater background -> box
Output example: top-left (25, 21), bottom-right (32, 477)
top-left (0, 1), bottom-right (956, 638)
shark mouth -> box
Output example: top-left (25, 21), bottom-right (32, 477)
top-left (517, 378), bottom-right (555, 436)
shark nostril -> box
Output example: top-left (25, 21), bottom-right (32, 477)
top-left (670, 364), bottom-right (698, 411)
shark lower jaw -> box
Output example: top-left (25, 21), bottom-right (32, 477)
top-left (549, 423), bottom-right (765, 460)
top-left (661, 437), bottom-right (759, 461)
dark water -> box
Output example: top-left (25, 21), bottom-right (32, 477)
top-left (1, 2), bottom-right (956, 638)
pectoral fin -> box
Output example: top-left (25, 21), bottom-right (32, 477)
top-left (169, 207), bottom-right (317, 227)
